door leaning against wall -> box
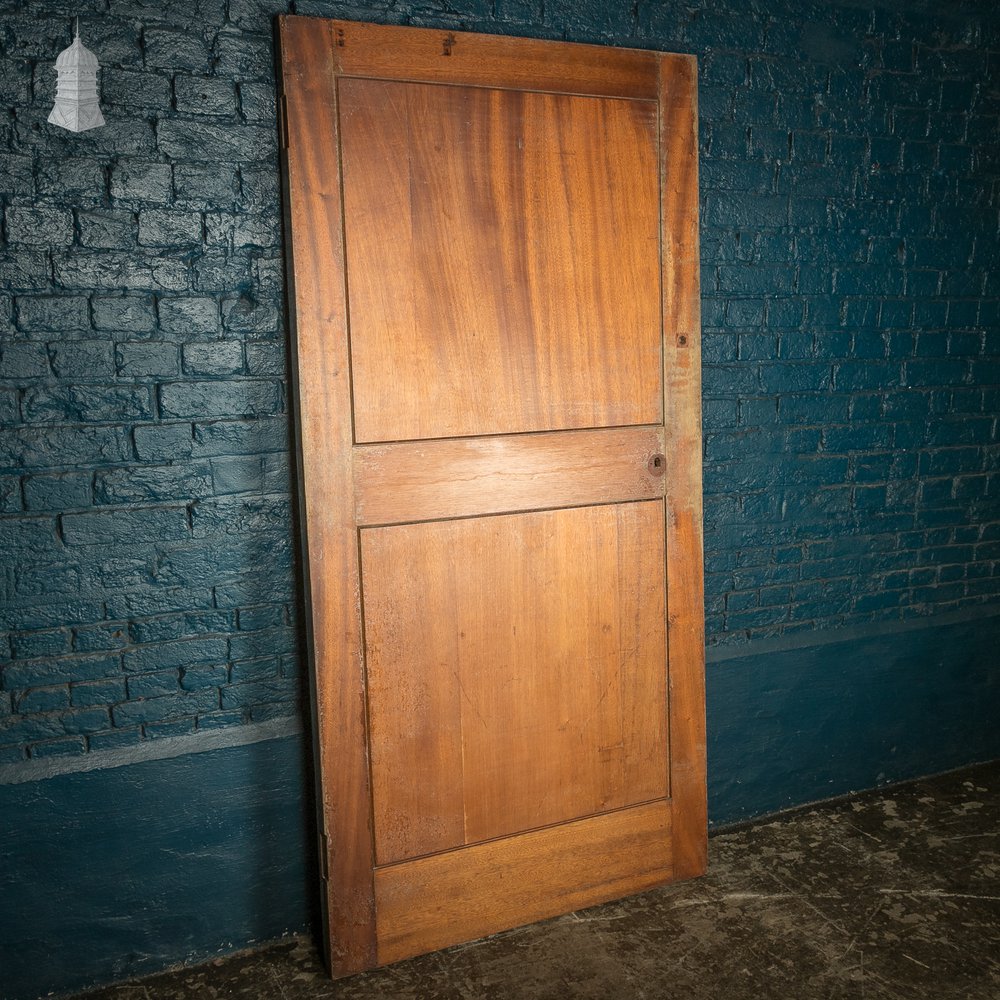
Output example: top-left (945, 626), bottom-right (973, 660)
top-left (277, 16), bottom-right (706, 978)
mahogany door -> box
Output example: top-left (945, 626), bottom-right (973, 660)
top-left (278, 17), bottom-right (705, 977)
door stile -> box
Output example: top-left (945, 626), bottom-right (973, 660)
top-left (659, 54), bottom-right (707, 880)
top-left (279, 17), bottom-right (378, 975)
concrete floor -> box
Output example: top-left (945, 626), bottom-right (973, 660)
top-left (77, 760), bottom-right (1000, 1000)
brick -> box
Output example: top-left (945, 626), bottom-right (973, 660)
top-left (0, 713), bottom-right (65, 747)
top-left (14, 685), bottom-right (71, 714)
top-left (823, 424), bottom-right (894, 452)
top-left (182, 340), bottom-right (244, 375)
top-left (191, 417), bottom-right (288, 456)
top-left (230, 656), bottom-right (279, 683)
top-left (58, 707), bottom-right (113, 735)
top-left (133, 423), bottom-right (194, 462)
top-left (214, 574), bottom-right (294, 609)
top-left (160, 379), bottom-right (280, 419)
top-left (0, 154), bottom-right (33, 198)
top-left (262, 453), bottom-right (288, 493)
top-left (238, 80), bottom-right (276, 122)
top-left (78, 209), bottom-right (138, 249)
top-left (110, 160), bottom-right (173, 203)
top-left (214, 29), bottom-right (274, 79)
top-left (106, 584), bottom-right (214, 621)
top-left (14, 295), bottom-right (88, 333)
top-left (0, 342), bottom-right (49, 379)
top-left (14, 559), bottom-right (81, 599)
top-left (179, 663), bottom-right (228, 690)
top-left (73, 624), bottom-right (129, 655)
top-left (2, 653), bottom-right (121, 689)
top-left (189, 495), bottom-right (291, 539)
top-left (126, 671), bottom-right (181, 699)
top-left (123, 636), bottom-right (228, 674)
top-left (69, 678), bottom-right (125, 708)
top-left (0, 424), bottom-right (130, 471)
top-left (87, 728), bottom-right (143, 751)
top-left (102, 69), bottom-right (172, 109)
top-left (237, 604), bottom-right (286, 631)
top-left (174, 75), bottom-right (238, 116)
top-left (221, 294), bottom-right (280, 336)
top-left (130, 616), bottom-right (186, 645)
top-left (0, 475), bottom-right (21, 511)
top-left (221, 677), bottom-right (297, 710)
top-left (205, 212), bottom-right (279, 249)
top-left (112, 687), bottom-right (219, 727)
top-left (758, 362), bottom-right (832, 393)
top-left (834, 361), bottom-right (904, 392)
top-left (49, 341), bottom-right (115, 379)
top-left (228, 625), bottom-right (296, 661)
top-left (145, 28), bottom-right (212, 73)
top-left (157, 120), bottom-right (277, 162)
top-left (184, 611), bottom-right (234, 635)
top-left (158, 296), bottom-right (221, 336)
top-left (22, 384), bottom-right (153, 423)
top-left (194, 253), bottom-right (251, 292)
top-left (91, 293), bottom-right (157, 333)
top-left (115, 341), bottom-right (180, 378)
top-left (62, 506), bottom-right (190, 546)
top-left (0, 515), bottom-right (58, 554)
top-left (37, 159), bottom-right (106, 202)
top-left (0, 249), bottom-right (50, 292)
top-left (138, 209), bottom-right (203, 247)
top-left (196, 709), bottom-right (245, 729)
top-left (54, 251), bottom-right (189, 292)
top-left (906, 359), bottom-right (969, 387)
top-left (10, 628), bottom-right (70, 659)
top-left (5, 207), bottom-right (74, 246)
top-left (23, 473), bottom-right (92, 511)
top-left (145, 718), bottom-right (197, 739)
top-left (242, 173), bottom-right (281, 216)
top-left (211, 455), bottom-right (264, 495)
top-left (93, 463), bottom-right (213, 504)
top-left (245, 343), bottom-right (284, 378)
top-left (173, 163), bottom-right (239, 208)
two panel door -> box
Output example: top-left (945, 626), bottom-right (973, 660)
top-left (278, 17), bottom-right (705, 976)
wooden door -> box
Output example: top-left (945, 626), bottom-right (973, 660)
top-left (278, 17), bottom-right (705, 977)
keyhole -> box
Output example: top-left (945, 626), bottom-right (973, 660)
top-left (648, 454), bottom-right (665, 476)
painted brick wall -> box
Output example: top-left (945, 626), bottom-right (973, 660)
top-left (0, 0), bottom-right (301, 764)
top-left (1, 0), bottom-right (999, 764)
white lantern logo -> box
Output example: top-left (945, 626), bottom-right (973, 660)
top-left (48, 24), bottom-right (105, 133)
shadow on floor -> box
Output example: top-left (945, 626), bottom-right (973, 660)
top-left (74, 760), bottom-right (1000, 1000)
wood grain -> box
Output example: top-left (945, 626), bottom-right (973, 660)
top-left (328, 18), bottom-right (659, 100)
top-left (361, 502), bottom-right (668, 866)
top-left (279, 16), bottom-right (705, 974)
top-left (374, 800), bottom-right (673, 966)
top-left (354, 426), bottom-right (666, 526)
top-left (339, 77), bottom-right (662, 442)
top-left (659, 54), bottom-right (708, 881)
top-left (277, 16), bottom-right (376, 975)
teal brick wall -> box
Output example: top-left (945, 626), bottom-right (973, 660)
top-left (1, 0), bottom-right (998, 996)
top-left (2, 0), bottom-right (999, 762)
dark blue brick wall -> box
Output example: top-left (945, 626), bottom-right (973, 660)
top-left (0, 0), bottom-right (301, 764)
top-left (1, 1), bottom-right (998, 775)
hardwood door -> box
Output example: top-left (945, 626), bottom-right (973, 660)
top-left (278, 17), bottom-right (705, 977)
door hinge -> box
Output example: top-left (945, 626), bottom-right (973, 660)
top-left (318, 829), bottom-right (329, 882)
top-left (278, 94), bottom-right (289, 151)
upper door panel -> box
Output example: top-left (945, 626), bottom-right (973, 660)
top-left (339, 78), bottom-right (663, 442)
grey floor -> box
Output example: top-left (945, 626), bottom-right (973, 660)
top-left (77, 760), bottom-right (1000, 1000)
